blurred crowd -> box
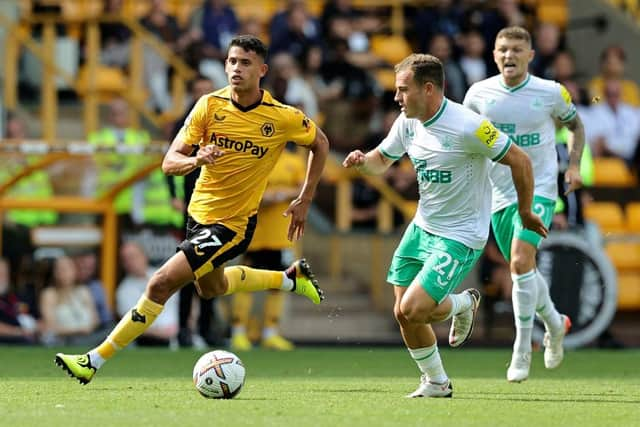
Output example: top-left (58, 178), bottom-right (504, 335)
top-left (2, 0), bottom-right (640, 346)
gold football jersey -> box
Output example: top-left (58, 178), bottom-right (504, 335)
top-left (178, 87), bottom-right (316, 232)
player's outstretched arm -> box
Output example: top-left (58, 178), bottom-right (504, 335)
top-left (499, 144), bottom-right (548, 238)
top-left (162, 136), bottom-right (222, 176)
top-left (564, 113), bottom-right (585, 195)
top-left (343, 148), bottom-right (393, 175)
top-left (284, 127), bottom-right (330, 241)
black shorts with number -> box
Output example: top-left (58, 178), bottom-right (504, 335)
top-left (178, 215), bottom-right (257, 279)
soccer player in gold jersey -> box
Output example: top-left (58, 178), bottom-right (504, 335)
top-left (55, 35), bottom-right (330, 384)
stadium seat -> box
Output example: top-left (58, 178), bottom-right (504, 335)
top-left (584, 202), bottom-right (626, 234)
top-left (617, 272), bottom-right (640, 310)
top-left (626, 202), bottom-right (640, 232)
top-left (61, 0), bottom-right (103, 21)
top-left (76, 66), bottom-right (128, 99)
top-left (593, 157), bottom-right (637, 187)
top-left (374, 68), bottom-right (397, 91)
top-left (370, 35), bottom-right (412, 66)
top-left (605, 241), bottom-right (640, 271)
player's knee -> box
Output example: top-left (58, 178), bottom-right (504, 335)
top-left (399, 299), bottom-right (427, 324)
top-left (147, 269), bottom-right (174, 304)
top-left (510, 254), bottom-right (533, 275)
top-left (196, 276), bottom-right (226, 299)
top-left (393, 304), bottom-right (408, 326)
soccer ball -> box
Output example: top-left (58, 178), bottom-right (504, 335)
top-left (193, 350), bottom-right (246, 399)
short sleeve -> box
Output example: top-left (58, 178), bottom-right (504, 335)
top-left (178, 95), bottom-right (209, 146)
top-left (283, 107), bottom-right (317, 147)
top-left (378, 114), bottom-right (406, 161)
top-left (465, 114), bottom-right (512, 162)
top-left (553, 83), bottom-right (577, 123)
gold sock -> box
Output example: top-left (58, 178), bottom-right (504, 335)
top-left (264, 290), bottom-right (285, 329)
top-left (232, 292), bottom-right (252, 330)
top-left (224, 265), bottom-right (283, 295)
top-left (95, 295), bottom-right (164, 359)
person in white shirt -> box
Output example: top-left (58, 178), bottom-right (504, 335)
top-left (343, 53), bottom-right (545, 398)
top-left (462, 26), bottom-right (586, 382)
top-left (588, 79), bottom-right (640, 167)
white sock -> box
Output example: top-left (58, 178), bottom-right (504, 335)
top-left (535, 269), bottom-right (563, 334)
top-left (511, 270), bottom-right (537, 354)
top-left (88, 350), bottom-right (106, 369)
top-left (262, 327), bottom-right (277, 339)
top-left (445, 292), bottom-right (473, 320)
top-left (408, 344), bottom-right (448, 384)
top-left (281, 272), bottom-right (294, 291)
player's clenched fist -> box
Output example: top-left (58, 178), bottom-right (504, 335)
top-left (342, 150), bottom-right (366, 168)
top-left (196, 144), bottom-right (224, 166)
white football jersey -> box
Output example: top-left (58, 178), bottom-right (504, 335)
top-left (379, 99), bottom-right (511, 250)
top-left (463, 74), bottom-right (577, 213)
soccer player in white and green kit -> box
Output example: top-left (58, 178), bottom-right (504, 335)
top-left (461, 26), bottom-right (586, 382)
top-left (343, 53), bottom-right (547, 398)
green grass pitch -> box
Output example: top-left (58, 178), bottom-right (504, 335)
top-left (0, 347), bottom-right (638, 427)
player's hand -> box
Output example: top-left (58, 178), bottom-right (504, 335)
top-left (170, 197), bottom-right (185, 212)
top-left (520, 210), bottom-right (549, 238)
top-left (195, 145), bottom-right (223, 166)
top-left (342, 150), bottom-right (366, 168)
top-left (283, 197), bottom-right (311, 241)
top-left (564, 166), bottom-right (583, 195)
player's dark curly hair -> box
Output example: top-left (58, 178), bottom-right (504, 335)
top-left (228, 35), bottom-right (268, 61)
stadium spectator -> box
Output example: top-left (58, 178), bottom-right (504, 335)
top-left (140, 0), bottom-right (188, 112)
top-left (0, 257), bottom-right (38, 344)
top-left (39, 256), bottom-right (100, 346)
top-left (413, 0), bottom-right (464, 55)
top-left (186, 0), bottom-right (239, 89)
top-left (270, 0), bottom-right (321, 47)
top-left (587, 79), bottom-right (640, 170)
top-left (88, 98), bottom-right (181, 229)
top-left (320, 37), bottom-right (381, 153)
top-left (530, 22), bottom-right (562, 79)
top-left (231, 143), bottom-right (306, 351)
top-left (588, 45), bottom-right (640, 107)
top-left (72, 250), bottom-right (114, 330)
top-left (166, 75), bottom-right (219, 349)
top-left (428, 33), bottom-right (467, 103)
top-left (269, 1), bottom-right (321, 68)
top-left (99, 0), bottom-right (131, 68)
top-left (459, 30), bottom-right (489, 85)
top-left (265, 52), bottom-right (319, 120)
top-left (116, 241), bottom-right (179, 347)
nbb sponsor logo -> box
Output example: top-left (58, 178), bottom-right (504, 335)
top-left (209, 133), bottom-right (269, 158)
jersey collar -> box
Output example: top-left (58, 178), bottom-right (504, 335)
top-left (499, 74), bottom-right (531, 93)
top-left (230, 89), bottom-right (264, 112)
top-left (422, 98), bottom-right (448, 127)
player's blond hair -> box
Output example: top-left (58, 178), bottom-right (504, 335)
top-left (496, 26), bottom-right (532, 47)
top-left (395, 54), bottom-right (444, 89)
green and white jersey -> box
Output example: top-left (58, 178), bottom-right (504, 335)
top-left (463, 74), bottom-right (577, 213)
top-left (378, 98), bottom-right (511, 250)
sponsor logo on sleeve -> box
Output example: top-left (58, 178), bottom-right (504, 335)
top-left (475, 119), bottom-right (499, 148)
top-left (560, 84), bottom-right (572, 105)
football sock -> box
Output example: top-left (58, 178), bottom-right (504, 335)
top-left (512, 270), bottom-right (537, 354)
top-left (92, 295), bottom-right (164, 364)
top-left (264, 291), bottom-right (284, 329)
top-left (231, 292), bottom-right (252, 332)
top-left (444, 291), bottom-right (473, 320)
top-left (534, 269), bottom-right (563, 334)
top-left (224, 266), bottom-right (290, 294)
top-left (408, 344), bottom-right (448, 384)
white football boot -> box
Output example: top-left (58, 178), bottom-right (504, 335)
top-left (543, 315), bottom-right (572, 369)
top-left (449, 288), bottom-right (482, 347)
top-left (407, 374), bottom-right (453, 398)
top-left (507, 352), bottom-right (531, 383)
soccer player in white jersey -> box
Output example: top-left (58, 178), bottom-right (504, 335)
top-left (461, 26), bottom-right (586, 382)
top-left (343, 53), bottom-right (546, 398)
